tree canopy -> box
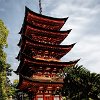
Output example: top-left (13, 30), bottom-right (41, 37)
top-left (0, 19), bottom-right (9, 100)
top-left (62, 65), bottom-right (100, 100)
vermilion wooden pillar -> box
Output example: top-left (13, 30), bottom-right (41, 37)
top-left (43, 93), bottom-right (45, 100)
top-left (59, 96), bottom-right (61, 100)
top-left (51, 95), bottom-right (54, 100)
top-left (32, 95), bottom-right (62, 100)
top-left (32, 95), bottom-right (37, 100)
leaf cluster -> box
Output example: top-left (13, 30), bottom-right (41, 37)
top-left (0, 19), bottom-right (9, 47)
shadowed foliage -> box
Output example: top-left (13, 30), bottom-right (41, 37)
top-left (62, 65), bottom-right (100, 100)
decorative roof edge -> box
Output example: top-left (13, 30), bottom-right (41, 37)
top-left (25, 6), bottom-right (68, 22)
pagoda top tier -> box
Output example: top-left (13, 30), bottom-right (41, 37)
top-left (21, 6), bottom-right (68, 31)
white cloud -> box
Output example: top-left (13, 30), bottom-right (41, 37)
top-left (61, 34), bottom-right (100, 73)
top-left (47, 0), bottom-right (100, 74)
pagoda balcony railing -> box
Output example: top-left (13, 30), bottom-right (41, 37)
top-left (31, 75), bottom-right (63, 82)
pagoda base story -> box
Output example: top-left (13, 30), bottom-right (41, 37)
top-left (32, 95), bottom-right (62, 100)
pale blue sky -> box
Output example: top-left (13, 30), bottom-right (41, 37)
top-left (0, 0), bottom-right (100, 83)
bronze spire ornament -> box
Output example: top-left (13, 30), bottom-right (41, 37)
top-left (39, 0), bottom-right (42, 14)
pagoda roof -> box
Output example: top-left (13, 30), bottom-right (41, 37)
top-left (22, 6), bottom-right (68, 31)
top-left (21, 74), bottom-right (63, 83)
top-left (19, 22), bottom-right (71, 44)
top-left (15, 53), bottom-right (79, 74)
top-left (17, 75), bottom-right (63, 94)
top-left (17, 36), bottom-right (75, 60)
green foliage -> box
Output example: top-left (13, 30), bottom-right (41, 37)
top-left (0, 19), bottom-right (9, 100)
top-left (0, 19), bottom-right (8, 47)
top-left (10, 79), bottom-right (19, 99)
top-left (62, 65), bottom-right (100, 100)
top-left (13, 79), bottom-right (19, 87)
top-left (0, 20), bottom-right (16, 99)
top-left (6, 78), bottom-right (17, 98)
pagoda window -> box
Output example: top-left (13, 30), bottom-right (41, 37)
top-left (38, 50), bottom-right (43, 56)
top-left (54, 68), bottom-right (57, 70)
top-left (44, 72), bottom-right (49, 75)
top-left (32, 49), bottom-right (38, 56)
top-left (51, 52), bottom-right (55, 55)
top-left (49, 91), bottom-right (52, 93)
top-left (46, 67), bottom-right (51, 70)
top-left (39, 66), bottom-right (43, 69)
top-left (44, 51), bottom-right (49, 56)
top-left (40, 91), bottom-right (43, 94)
top-left (32, 20), bottom-right (35, 24)
top-left (45, 75), bottom-right (49, 77)
top-left (37, 72), bottom-right (42, 74)
top-left (31, 51), bottom-right (36, 57)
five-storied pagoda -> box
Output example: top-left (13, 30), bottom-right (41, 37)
top-left (15, 1), bottom-right (79, 100)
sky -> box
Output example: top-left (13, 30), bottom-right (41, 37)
top-left (0, 0), bottom-right (100, 83)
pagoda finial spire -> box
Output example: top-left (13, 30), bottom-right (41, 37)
top-left (39, 0), bottom-right (42, 14)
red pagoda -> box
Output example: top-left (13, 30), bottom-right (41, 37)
top-left (15, 6), bottom-right (79, 100)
